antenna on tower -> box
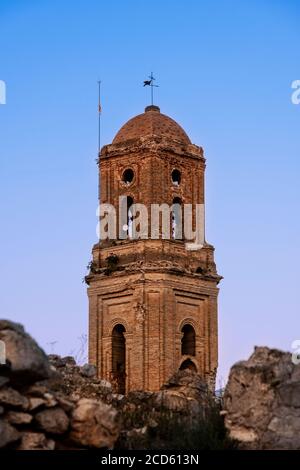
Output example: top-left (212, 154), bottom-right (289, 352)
top-left (97, 80), bottom-right (102, 157)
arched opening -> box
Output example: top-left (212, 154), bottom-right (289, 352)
top-left (179, 359), bottom-right (197, 372)
top-left (171, 169), bottom-right (181, 186)
top-left (171, 197), bottom-right (182, 239)
top-left (195, 266), bottom-right (204, 274)
top-left (122, 168), bottom-right (134, 185)
top-left (181, 324), bottom-right (196, 356)
top-left (112, 324), bottom-right (126, 394)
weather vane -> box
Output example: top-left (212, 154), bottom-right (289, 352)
top-left (143, 72), bottom-right (159, 106)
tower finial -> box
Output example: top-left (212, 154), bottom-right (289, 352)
top-left (143, 72), bottom-right (159, 105)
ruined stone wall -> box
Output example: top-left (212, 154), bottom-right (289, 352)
top-left (0, 320), bottom-right (222, 450)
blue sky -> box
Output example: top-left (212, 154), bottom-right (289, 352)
top-left (0, 0), bottom-right (299, 383)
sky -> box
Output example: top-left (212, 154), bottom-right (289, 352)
top-left (0, 0), bottom-right (299, 384)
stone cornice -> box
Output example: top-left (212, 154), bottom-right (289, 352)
top-left (98, 136), bottom-right (205, 163)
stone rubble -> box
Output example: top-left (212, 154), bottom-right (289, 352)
top-left (223, 346), bottom-right (300, 449)
top-left (2, 319), bottom-right (298, 449)
top-left (0, 320), bottom-right (120, 450)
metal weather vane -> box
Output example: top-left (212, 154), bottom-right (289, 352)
top-left (143, 72), bottom-right (159, 106)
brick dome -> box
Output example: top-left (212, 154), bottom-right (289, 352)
top-left (112, 105), bottom-right (191, 145)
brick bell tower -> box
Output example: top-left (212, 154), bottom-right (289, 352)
top-left (86, 105), bottom-right (222, 393)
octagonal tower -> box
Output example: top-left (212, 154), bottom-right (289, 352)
top-left (86, 105), bottom-right (221, 393)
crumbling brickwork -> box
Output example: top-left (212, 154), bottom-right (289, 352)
top-left (86, 105), bottom-right (221, 393)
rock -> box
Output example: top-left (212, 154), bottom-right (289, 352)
top-left (154, 390), bottom-right (185, 411)
top-left (28, 397), bottom-right (46, 411)
top-left (26, 384), bottom-right (48, 397)
top-left (46, 356), bottom-right (113, 403)
top-left (6, 411), bottom-right (33, 425)
top-left (55, 395), bottom-right (75, 412)
top-left (17, 432), bottom-right (55, 450)
top-left (43, 392), bottom-right (57, 408)
top-left (154, 369), bottom-right (211, 416)
top-left (100, 379), bottom-right (112, 390)
top-left (111, 393), bottom-right (124, 402)
top-left (80, 364), bottom-right (96, 378)
top-left (35, 407), bottom-right (69, 434)
top-left (162, 369), bottom-right (209, 402)
top-left (63, 356), bottom-right (76, 367)
top-left (48, 355), bottom-right (65, 368)
top-left (70, 398), bottom-right (120, 448)
top-left (0, 320), bottom-right (51, 384)
top-left (120, 426), bottom-right (149, 449)
top-left (0, 377), bottom-right (9, 388)
top-left (223, 347), bottom-right (300, 450)
top-left (0, 387), bottom-right (29, 410)
top-left (70, 393), bottom-right (80, 402)
top-left (277, 382), bottom-right (300, 407)
top-left (0, 419), bottom-right (20, 447)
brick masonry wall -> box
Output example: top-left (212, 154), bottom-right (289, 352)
top-left (87, 108), bottom-right (221, 393)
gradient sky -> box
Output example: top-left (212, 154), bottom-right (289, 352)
top-left (0, 0), bottom-right (299, 384)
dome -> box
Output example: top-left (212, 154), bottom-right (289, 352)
top-left (112, 105), bottom-right (191, 145)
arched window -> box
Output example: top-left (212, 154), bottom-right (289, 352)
top-left (195, 266), bottom-right (204, 274)
top-left (179, 358), bottom-right (197, 372)
top-left (181, 324), bottom-right (196, 356)
top-left (171, 197), bottom-right (182, 239)
top-left (122, 168), bottom-right (134, 185)
top-left (171, 169), bottom-right (181, 186)
top-left (112, 324), bottom-right (126, 394)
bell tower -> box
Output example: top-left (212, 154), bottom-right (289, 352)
top-left (86, 105), bottom-right (221, 393)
